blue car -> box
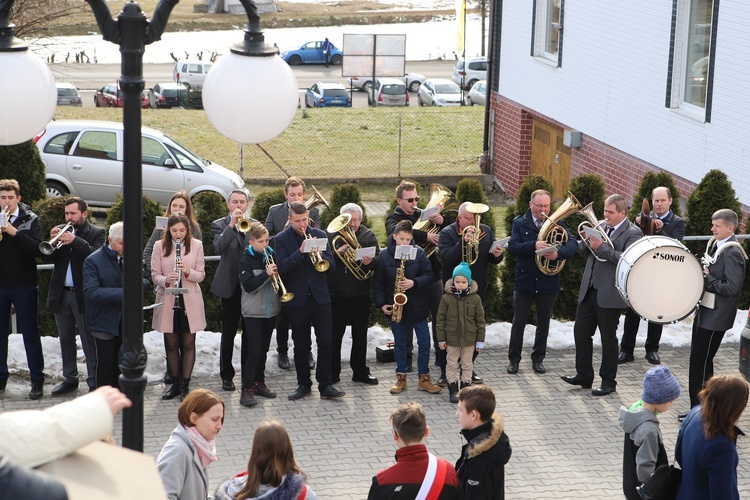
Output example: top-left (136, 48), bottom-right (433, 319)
top-left (305, 82), bottom-right (352, 108)
top-left (281, 41), bottom-right (343, 66)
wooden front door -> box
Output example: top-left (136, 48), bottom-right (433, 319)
top-left (530, 118), bottom-right (571, 200)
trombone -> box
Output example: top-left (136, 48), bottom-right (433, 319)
top-left (327, 213), bottom-right (373, 281)
top-left (577, 202), bottom-right (613, 262)
top-left (39, 222), bottom-right (74, 255)
top-left (306, 231), bottom-right (330, 272)
top-left (461, 203), bottom-right (489, 265)
top-left (263, 248), bottom-right (294, 302)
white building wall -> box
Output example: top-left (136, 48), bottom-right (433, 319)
top-left (498, 0), bottom-right (750, 205)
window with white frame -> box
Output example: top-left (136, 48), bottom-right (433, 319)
top-left (666, 0), bottom-right (717, 120)
top-left (532, 0), bottom-right (563, 65)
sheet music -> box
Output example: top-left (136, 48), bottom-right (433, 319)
top-left (419, 206), bottom-right (440, 221)
top-left (535, 245), bottom-right (559, 256)
top-left (155, 216), bottom-right (168, 230)
top-left (302, 237), bottom-right (329, 253)
top-left (583, 226), bottom-right (604, 242)
top-left (395, 245), bottom-right (418, 260)
top-left (354, 246), bottom-right (377, 261)
top-left (490, 237), bottom-right (510, 253)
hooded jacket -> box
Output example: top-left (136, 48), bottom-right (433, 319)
top-left (239, 246), bottom-right (282, 319)
top-left (618, 403), bottom-right (668, 500)
top-left (456, 414), bottom-right (512, 499)
top-left (214, 472), bottom-right (317, 500)
top-left (436, 280), bottom-right (485, 347)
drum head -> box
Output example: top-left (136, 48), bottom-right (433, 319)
top-left (617, 237), bottom-right (703, 324)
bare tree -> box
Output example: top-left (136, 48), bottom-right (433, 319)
top-left (11, 0), bottom-right (83, 39)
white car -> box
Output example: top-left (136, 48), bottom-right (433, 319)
top-left (417, 79), bottom-right (466, 106)
top-left (348, 71), bottom-right (426, 93)
top-left (172, 59), bottom-right (213, 89)
top-left (451, 57), bottom-right (488, 90)
top-left (467, 80), bottom-right (486, 106)
top-left (34, 120), bottom-right (244, 207)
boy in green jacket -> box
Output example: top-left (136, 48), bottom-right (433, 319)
top-left (437, 262), bottom-right (486, 403)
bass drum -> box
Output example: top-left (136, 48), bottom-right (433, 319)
top-left (615, 236), bottom-right (704, 324)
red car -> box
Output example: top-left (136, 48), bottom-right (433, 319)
top-left (94, 83), bottom-right (148, 108)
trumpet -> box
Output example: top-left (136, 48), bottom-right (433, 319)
top-left (0, 205), bottom-right (9, 242)
top-left (461, 203), bottom-right (489, 265)
top-left (237, 217), bottom-right (253, 232)
top-left (391, 257), bottom-right (408, 323)
top-left (306, 232), bottom-right (330, 272)
top-left (263, 248), bottom-right (294, 302)
top-left (577, 202), bottom-right (613, 262)
top-left (327, 213), bottom-right (373, 281)
top-left (39, 222), bottom-right (74, 255)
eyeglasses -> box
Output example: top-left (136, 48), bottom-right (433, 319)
top-left (532, 202), bottom-right (551, 209)
top-left (400, 196), bottom-right (420, 203)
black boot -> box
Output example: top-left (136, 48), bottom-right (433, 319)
top-left (162, 378), bottom-right (180, 400)
top-left (179, 378), bottom-right (191, 401)
top-left (436, 368), bottom-right (448, 387)
top-left (460, 381), bottom-right (471, 390)
top-left (448, 382), bottom-right (459, 403)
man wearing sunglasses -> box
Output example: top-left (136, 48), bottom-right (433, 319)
top-left (386, 180), bottom-right (451, 384)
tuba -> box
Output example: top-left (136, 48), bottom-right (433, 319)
top-left (326, 213), bottom-right (373, 281)
top-left (462, 203), bottom-right (489, 265)
top-left (577, 202), bottom-right (614, 262)
top-left (263, 248), bottom-right (294, 302)
top-left (391, 257), bottom-right (408, 323)
top-left (535, 192), bottom-right (581, 275)
top-left (305, 185), bottom-right (331, 213)
top-left (412, 184), bottom-right (459, 258)
top-left (40, 222), bottom-right (74, 255)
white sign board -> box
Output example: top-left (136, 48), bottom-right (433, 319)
top-left (342, 34), bottom-right (406, 78)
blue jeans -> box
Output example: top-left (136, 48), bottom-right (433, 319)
top-left (0, 286), bottom-right (44, 382)
top-left (392, 319), bottom-right (430, 375)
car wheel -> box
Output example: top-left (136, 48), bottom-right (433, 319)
top-left (409, 81), bottom-right (421, 93)
top-left (362, 81), bottom-right (373, 92)
top-left (466, 79), bottom-right (478, 91)
top-left (94, 97), bottom-right (100, 107)
top-left (45, 181), bottom-right (68, 199)
top-left (417, 95), bottom-right (423, 106)
top-left (467, 97), bottom-right (473, 106)
top-left (331, 54), bottom-right (343, 65)
top-left (431, 101), bottom-right (437, 107)
top-left (288, 55), bottom-right (302, 66)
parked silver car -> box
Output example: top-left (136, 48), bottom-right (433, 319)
top-left (56, 83), bottom-right (82, 107)
top-left (417, 79), bottom-right (466, 106)
top-left (467, 80), bottom-right (486, 106)
top-left (34, 120), bottom-right (244, 207)
top-left (348, 71), bottom-right (426, 93)
top-left (451, 57), bottom-right (488, 90)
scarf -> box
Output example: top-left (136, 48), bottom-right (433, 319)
top-left (185, 425), bottom-right (218, 469)
top-left (451, 287), bottom-right (469, 299)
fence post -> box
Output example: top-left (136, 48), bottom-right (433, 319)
top-left (398, 111), bottom-right (402, 178)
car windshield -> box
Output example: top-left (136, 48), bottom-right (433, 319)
top-left (382, 84), bottom-right (405, 95)
top-left (57, 88), bottom-right (77, 97)
top-left (166, 135), bottom-right (206, 167)
top-left (325, 89), bottom-right (348, 98)
top-left (435, 83), bottom-right (460, 94)
top-left (162, 89), bottom-right (180, 97)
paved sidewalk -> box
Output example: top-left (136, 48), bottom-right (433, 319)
top-left (2, 344), bottom-right (750, 498)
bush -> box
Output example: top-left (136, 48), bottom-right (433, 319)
top-left (319, 183), bottom-right (370, 229)
top-left (684, 169), bottom-right (741, 256)
top-left (0, 141), bottom-right (46, 206)
top-left (455, 178), bottom-right (502, 323)
top-left (192, 191), bottom-right (228, 332)
top-left (497, 175), bottom-right (555, 323)
top-left (250, 189), bottom-right (285, 223)
top-left (627, 171), bottom-right (683, 222)
top-left (553, 174), bottom-right (607, 320)
top-left (105, 194), bottom-right (162, 244)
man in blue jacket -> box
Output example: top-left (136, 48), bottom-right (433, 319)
top-left (274, 202), bottom-right (345, 401)
top-left (507, 189), bottom-right (578, 375)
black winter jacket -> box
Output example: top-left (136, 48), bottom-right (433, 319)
top-left (0, 203), bottom-right (43, 288)
top-left (456, 414), bottom-right (512, 500)
top-left (327, 224), bottom-right (379, 298)
top-left (0, 455), bottom-right (68, 500)
top-left (373, 235), bottom-right (434, 323)
top-left (385, 206), bottom-right (449, 280)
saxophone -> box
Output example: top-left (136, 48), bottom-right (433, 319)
top-left (391, 257), bottom-right (408, 323)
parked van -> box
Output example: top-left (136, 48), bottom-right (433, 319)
top-left (173, 60), bottom-right (213, 89)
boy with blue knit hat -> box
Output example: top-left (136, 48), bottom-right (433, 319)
top-left (437, 262), bottom-right (486, 403)
top-left (618, 365), bottom-right (681, 499)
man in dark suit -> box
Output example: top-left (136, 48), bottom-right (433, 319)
top-left (45, 197), bottom-right (105, 395)
top-left (680, 209), bottom-right (746, 416)
top-left (274, 202), bottom-right (345, 400)
top-left (506, 190), bottom-right (578, 375)
top-left (619, 186), bottom-right (686, 365)
top-left (264, 176), bottom-right (320, 370)
top-left (561, 194), bottom-right (643, 396)
top-left (0, 179), bottom-right (45, 400)
top-left (210, 189), bottom-right (252, 392)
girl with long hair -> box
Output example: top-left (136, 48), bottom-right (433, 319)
top-left (215, 420), bottom-right (316, 499)
top-left (152, 213), bottom-right (206, 401)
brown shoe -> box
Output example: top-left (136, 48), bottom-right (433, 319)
top-left (390, 373), bottom-right (407, 394)
top-left (418, 374), bottom-right (442, 394)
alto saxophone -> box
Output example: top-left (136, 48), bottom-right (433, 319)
top-left (391, 257), bottom-right (408, 323)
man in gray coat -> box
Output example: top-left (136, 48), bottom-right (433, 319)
top-left (561, 194), bottom-right (643, 396)
top-left (681, 208), bottom-right (746, 415)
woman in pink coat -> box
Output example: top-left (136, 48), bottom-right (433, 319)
top-left (152, 214), bottom-right (206, 401)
